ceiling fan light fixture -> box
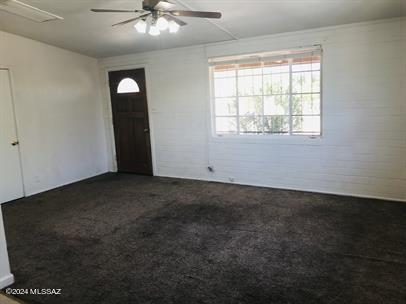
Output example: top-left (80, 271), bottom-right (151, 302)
top-left (154, 0), bottom-right (175, 11)
top-left (149, 24), bottom-right (160, 36)
top-left (134, 19), bottom-right (147, 33)
top-left (91, 1), bottom-right (223, 36)
top-left (168, 20), bottom-right (180, 33)
top-left (156, 16), bottom-right (168, 31)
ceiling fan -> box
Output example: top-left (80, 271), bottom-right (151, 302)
top-left (91, 0), bottom-right (222, 36)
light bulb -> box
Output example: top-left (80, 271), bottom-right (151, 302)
top-left (156, 16), bottom-right (169, 31)
top-left (149, 24), bottom-right (160, 36)
top-left (134, 19), bottom-right (147, 33)
top-left (168, 20), bottom-right (180, 33)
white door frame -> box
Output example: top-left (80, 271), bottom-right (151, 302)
top-left (102, 64), bottom-right (157, 176)
top-left (0, 67), bottom-right (26, 202)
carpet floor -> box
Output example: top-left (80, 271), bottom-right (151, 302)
top-left (2, 173), bottom-right (406, 304)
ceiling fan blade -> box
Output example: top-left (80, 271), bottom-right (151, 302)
top-left (154, 1), bottom-right (175, 10)
top-left (163, 14), bottom-right (187, 26)
top-left (169, 10), bottom-right (221, 19)
top-left (112, 13), bottom-right (151, 26)
top-left (91, 9), bottom-right (144, 13)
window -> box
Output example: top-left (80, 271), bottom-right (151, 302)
top-left (117, 78), bottom-right (140, 94)
top-left (210, 47), bottom-right (321, 136)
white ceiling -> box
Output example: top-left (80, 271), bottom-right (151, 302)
top-left (0, 0), bottom-right (405, 58)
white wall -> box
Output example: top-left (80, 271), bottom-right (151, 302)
top-left (99, 17), bottom-right (406, 202)
top-left (0, 31), bottom-right (108, 196)
top-left (0, 209), bottom-right (13, 288)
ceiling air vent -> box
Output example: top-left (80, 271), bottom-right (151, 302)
top-left (0, 0), bottom-right (63, 22)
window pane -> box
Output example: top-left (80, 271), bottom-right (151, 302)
top-left (292, 72), bottom-right (302, 94)
top-left (212, 51), bottom-right (321, 137)
top-left (239, 116), bottom-right (263, 134)
top-left (292, 56), bottom-right (320, 72)
top-left (312, 71), bottom-right (320, 93)
top-left (312, 62), bottom-right (321, 70)
top-left (302, 72), bottom-right (313, 93)
top-left (239, 96), bottom-right (262, 115)
top-left (214, 77), bottom-right (236, 97)
top-left (214, 70), bottom-right (235, 78)
top-left (263, 73), bottom-right (289, 95)
top-left (292, 63), bottom-right (312, 72)
top-left (292, 94), bottom-right (320, 115)
top-left (263, 60), bottom-right (289, 74)
top-left (238, 75), bottom-right (262, 96)
top-left (292, 115), bottom-right (321, 134)
top-left (264, 95), bottom-right (289, 115)
top-left (292, 71), bottom-right (321, 94)
top-left (117, 78), bottom-right (140, 94)
top-left (238, 67), bottom-right (262, 76)
top-left (264, 116), bottom-right (289, 134)
top-left (215, 98), bottom-right (237, 116)
top-left (216, 117), bottom-right (237, 134)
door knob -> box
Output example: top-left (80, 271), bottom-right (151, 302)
top-left (144, 129), bottom-right (149, 133)
top-left (11, 141), bottom-right (19, 146)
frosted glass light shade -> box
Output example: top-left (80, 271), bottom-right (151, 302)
top-left (134, 19), bottom-right (147, 33)
top-left (117, 78), bottom-right (140, 93)
top-left (156, 16), bottom-right (168, 30)
top-left (149, 24), bottom-right (160, 36)
top-left (168, 20), bottom-right (180, 33)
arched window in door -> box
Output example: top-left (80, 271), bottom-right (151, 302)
top-left (117, 78), bottom-right (140, 93)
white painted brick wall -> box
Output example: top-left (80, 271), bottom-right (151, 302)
top-left (99, 18), bottom-right (406, 201)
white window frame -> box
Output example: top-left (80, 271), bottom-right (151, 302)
top-left (209, 46), bottom-right (323, 139)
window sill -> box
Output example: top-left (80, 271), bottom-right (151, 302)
top-left (210, 134), bottom-right (323, 145)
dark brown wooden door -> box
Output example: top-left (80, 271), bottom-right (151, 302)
top-left (109, 69), bottom-right (153, 175)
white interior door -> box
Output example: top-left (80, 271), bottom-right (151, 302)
top-left (0, 69), bottom-right (24, 203)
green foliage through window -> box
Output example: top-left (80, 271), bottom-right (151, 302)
top-left (213, 53), bottom-right (321, 136)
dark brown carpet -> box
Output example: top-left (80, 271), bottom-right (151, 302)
top-left (2, 173), bottom-right (406, 304)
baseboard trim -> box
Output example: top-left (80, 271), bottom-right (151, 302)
top-left (15, 169), bottom-right (405, 203)
top-left (0, 273), bottom-right (14, 289)
top-left (25, 170), bottom-right (109, 197)
top-left (155, 173), bottom-right (406, 203)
